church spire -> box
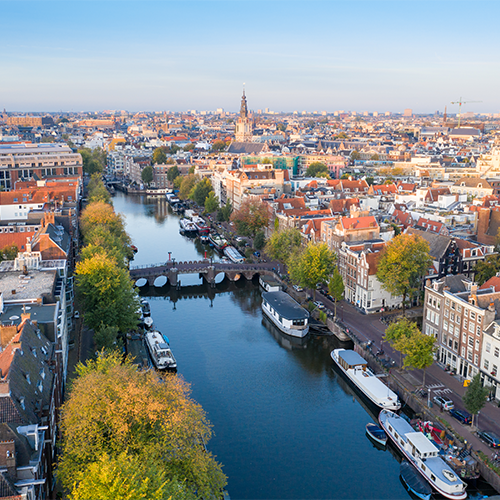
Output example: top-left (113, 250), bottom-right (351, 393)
top-left (240, 86), bottom-right (248, 119)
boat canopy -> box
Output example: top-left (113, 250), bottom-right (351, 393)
top-left (338, 349), bottom-right (367, 368)
top-left (406, 432), bottom-right (439, 458)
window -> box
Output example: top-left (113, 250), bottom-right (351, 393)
top-left (464, 318), bottom-right (468, 328)
top-left (456, 315), bottom-right (460, 324)
top-left (451, 302), bottom-right (456, 310)
top-left (486, 342), bottom-right (491, 353)
top-left (468, 337), bottom-right (474, 347)
top-left (462, 347), bottom-right (466, 357)
top-left (485, 360), bottom-right (490, 370)
top-left (475, 354), bottom-right (479, 365)
top-left (492, 365), bottom-right (498, 377)
top-left (444, 320), bottom-right (448, 331)
top-left (446, 299), bottom-right (450, 306)
top-left (469, 323), bottom-right (474, 333)
top-left (476, 339), bottom-right (480, 350)
top-left (478, 316), bottom-right (482, 323)
top-left (477, 325), bottom-right (481, 336)
top-left (471, 311), bottom-right (476, 320)
top-left (457, 305), bottom-right (462, 313)
top-left (464, 309), bottom-right (468, 317)
top-left (495, 347), bottom-right (500, 358)
top-left (451, 312), bottom-right (455, 322)
top-left (468, 350), bottom-right (473, 362)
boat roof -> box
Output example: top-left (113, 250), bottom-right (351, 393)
top-left (406, 432), bottom-right (439, 454)
top-left (338, 349), bottom-right (367, 366)
top-left (262, 291), bottom-right (309, 320)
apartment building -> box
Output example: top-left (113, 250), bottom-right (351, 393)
top-left (0, 143), bottom-right (82, 189)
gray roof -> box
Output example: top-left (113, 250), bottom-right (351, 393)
top-left (338, 349), bottom-right (367, 366)
top-left (262, 291), bottom-right (309, 320)
top-left (406, 228), bottom-right (451, 259)
top-left (227, 142), bottom-right (265, 154)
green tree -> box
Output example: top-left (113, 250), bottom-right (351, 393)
top-left (217, 201), bottom-right (233, 222)
top-left (253, 230), bottom-right (266, 251)
top-left (70, 453), bottom-right (195, 500)
top-left (183, 143), bottom-right (195, 152)
top-left (370, 153), bottom-right (380, 161)
top-left (41, 135), bottom-right (55, 143)
top-left (80, 202), bottom-right (127, 241)
top-left (179, 174), bottom-right (198, 200)
top-left (328, 267), bottom-right (344, 318)
top-left (152, 147), bottom-right (167, 165)
top-left (288, 241), bottom-right (336, 298)
top-left (230, 199), bottom-right (269, 237)
top-left (474, 254), bottom-right (500, 285)
top-left (398, 329), bottom-right (435, 387)
top-left (306, 162), bottom-right (329, 178)
top-left (80, 227), bottom-right (132, 268)
top-left (211, 140), bottom-right (226, 152)
top-left (462, 373), bottom-right (489, 429)
top-left (190, 178), bottom-right (213, 206)
top-left (188, 166), bottom-right (195, 174)
top-left (173, 176), bottom-right (183, 190)
top-left (383, 317), bottom-right (419, 366)
top-left (75, 254), bottom-right (140, 332)
top-left (0, 244), bottom-right (19, 261)
top-left (276, 123), bottom-right (286, 132)
top-left (340, 173), bottom-right (350, 179)
top-left (167, 165), bottom-right (180, 183)
top-left (365, 176), bottom-right (375, 185)
top-left (141, 165), bottom-right (154, 185)
top-left (350, 151), bottom-right (361, 161)
top-left (170, 144), bottom-right (180, 155)
top-left (204, 191), bottom-right (219, 213)
top-left (376, 234), bottom-right (432, 315)
top-left (87, 174), bottom-right (112, 204)
top-left (93, 325), bottom-right (122, 354)
top-left (79, 148), bottom-right (103, 175)
top-left (265, 228), bottom-right (302, 264)
top-left (58, 353), bottom-right (226, 498)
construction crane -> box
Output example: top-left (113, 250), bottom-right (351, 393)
top-left (451, 97), bottom-right (482, 128)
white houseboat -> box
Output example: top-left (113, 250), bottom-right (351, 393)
top-left (261, 291), bottom-right (309, 337)
top-left (145, 330), bottom-right (177, 371)
top-left (331, 349), bottom-right (401, 411)
top-left (224, 245), bottom-right (245, 263)
top-left (259, 275), bottom-right (282, 292)
top-left (379, 410), bottom-right (467, 500)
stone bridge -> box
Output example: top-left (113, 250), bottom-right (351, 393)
top-left (129, 260), bottom-right (280, 288)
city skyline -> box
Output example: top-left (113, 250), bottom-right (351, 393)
top-left (2, 0), bottom-right (499, 114)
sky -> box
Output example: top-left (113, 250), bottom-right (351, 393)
top-left (2, 0), bottom-right (500, 114)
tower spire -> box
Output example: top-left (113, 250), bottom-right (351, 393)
top-left (240, 85), bottom-right (248, 118)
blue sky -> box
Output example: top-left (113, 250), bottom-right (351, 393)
top-left (1, 1), bottom-right (499, 114)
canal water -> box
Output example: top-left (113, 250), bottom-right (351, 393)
top-left (112, 192), bottom-right (469, 500)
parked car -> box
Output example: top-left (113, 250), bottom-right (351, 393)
top-left (313, 301), bottom-right (325, 310)
top-left (477, 430), bottom-right (500, 448)
top-left (433, 396), bottom-right (454, 411)
top-left (253, 251), bottom-right (260, 257)
top-left (74, 311), bottom-right (80, 319)
top-left (449, 409), bottom-right (472, 425)
top-left (293, 285), bottom-right (303, 292)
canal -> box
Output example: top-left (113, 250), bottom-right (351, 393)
top-left (112, 192), bottom-right (473, 499)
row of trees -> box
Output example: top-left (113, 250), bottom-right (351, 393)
top-left (79, 147), bottom-right (107, 175)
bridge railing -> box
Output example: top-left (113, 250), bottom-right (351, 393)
top-left (130, 263), bottom-right (167, 270)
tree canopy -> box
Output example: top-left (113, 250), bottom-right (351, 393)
top-left (141, 165), bottom-right (154, 185)
top-left (58, 353), bottom-right (226, 499)
top-left (217, 202), bottom-right (233, 222)
top-left (306, 162), bottom-right (329, 178)
top-left (0, 244), bottom-right (19, 262)
top-left (79, 148), bottom-right (106, 175)
top-left (190, 177), bottom-right (213, 206)
top-left (167, 165), bottom-right (180, 182)
top-left (474, 254), bottom-right (500, 285)
top-left (328, 268), bottom-right (344, 318)
top-left (230, 199), bottom-right (269, 237)
top-left (204, 191), bottom-right (219, 213)
top-left (463, 373), bottom-right (489, 428)
top-left (265, 228), bottom-right (302, 264)
top-left (152, 147), bottom-right (167, 165)
top-left (376, 233), bottom-right (432, 314)
top-left (87, 173), bottom-right (111, 204)
top-left (288, 241), bottom-right (336, 296)
top-left (178, 174), bottom-right (198, 200)
top-left (253, 230), bottom-right (266, 251)
top-left (211, 140), bottom-right (226, 152)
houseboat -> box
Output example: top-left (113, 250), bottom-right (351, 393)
top-left (179, 218), bottom-right (198, 235)
top-left (379, 410), bottom-right (467, 500)
top-left (331, 349), bottom-right (401, 411)
top-left (261, 291), bottom-right (309, 337)
top-left (145, 330), bottom-right (177, 371)
top-left (208, 233), bottom-right (229, 252)
top-left (223, 245), bottom-right (245, 263)
top-left (259, 275), bottom-right (282, 292)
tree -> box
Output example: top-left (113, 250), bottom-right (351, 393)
top-left (80, 202), bottom-right (127, 241)
top-left (0, 244), bottom-right (18, 261)
top-left (80, 227), bottom-right (132, 268)
top-left (376, 233), bottom-right (432, 315)
top-left (398, 330), bottom-right (435, 387)
top-left (70, 453), bottom-right (195, 500)
top-left (79, 148), bottom-right (103, 175)
top-left (58, 353), bottom-right (226, 498)
top-left (204, 191), bottom-right (219, 213)
top-left (340, 173), bottom-right (350, 180)
top-left (166, 165), bottom-right (179, 183)
top-left (141, 165), bottom-right (154, 185)
top-left (370, 153), bottom-right (380, 161)
top-left (190, 178), bottom-right (213, 206)
top-left (384, 317), bottom-right (420, 367)
top-left (265, 228), bottom-right (302, 264)
top-left (288, 241), bottom-right (336, 298)
top-left (474, 254), bottom-right (500, 285)
top-left (87, 174), bottom-right (111, 204)
top-left (276, 123), bottom-right (286, 132)
top-left (328, 268), bottom-right (344, 318)
top-left (183, 143), bottom-right (195, 152)
top-left (217, 202), bottom-right (233, 222)
top-left (230, 199), bottom-right (269, 237)
top-left (462, 374), bottom-right (489, 429)
top-left (75, 253), bottom-right (140, 333)
top-left (179, 174), bottom-right (198, 200)
top-left (93, 325), bottom-right (122, 353)
top-left (253, 230), bottom-right (266, 251)
top-left (211, 140), bottom-right (226, 152)
top-left (306, 162), bottom-right (329, 178)
top-left (152, 147), bottom-right (167, 165)
top-left (350, 151), bottom-right (361, 160)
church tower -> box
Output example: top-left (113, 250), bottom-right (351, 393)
top-left (234, 89), bottom-right (253, 142)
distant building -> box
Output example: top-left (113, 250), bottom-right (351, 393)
top-left (234, 90), bottom-right (253, 142)
top-left (403, 109), bottom-right (412, 117)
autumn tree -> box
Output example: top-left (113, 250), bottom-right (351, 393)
top-left (183, 143), bottom-right (195, 152)
top-left (141, 165), bottom-right (154, 185)
top-left (179, 174), bottom-right (198, 200)
top-left (80, 201), bottom-right (127, 241)
top-left (306, 162), bottom-right (329, 178)
top-left (75, 253), bottom-right (140, 332)
top-left (204, 191), bottom-right (219, 213)
top-left (93, 325), bottom-right (122, 353)
top-left (288, 241), bottom-right (336, 297)
top-left (0, 244), bottom-right (19, 261)
top-left (58, 353), bottom-right (226, 498)
top-left (328, 267), bottom-right (344, 318)
top-left (384, 317), bottom-right (420, 367)
top-left (462, 373), bottom-right (489, 429)
top-left (265, 228), bottom-right (302, 264)
top-left (211, 140), bottom-right (226, 152)
top-left (190, 177), bottom-right (213, 206)
top-left (152, 147), bottom-right (167, 165)
top-left (376, 233), bottom-right (432, 315)
top-left (230, 199), bottom-right (269, 237)
top-left (87, 174), bottom-right (111, 204)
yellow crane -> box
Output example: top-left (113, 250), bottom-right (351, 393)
top-left (451, 97), bottom-right (482, 128)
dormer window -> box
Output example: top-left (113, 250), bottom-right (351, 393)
top-left (26, 373), bottom-right (30, 384)
top-left (19, 397), bottom-right (25, 410)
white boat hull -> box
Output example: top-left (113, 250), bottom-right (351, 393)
top-left (261, 302), bottom-right (309, 338)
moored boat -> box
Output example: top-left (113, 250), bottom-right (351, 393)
top-left (224, 245), bottom-right (244, 263)
top-left (365, 423), bottom-right (387, 447)
top-left (179, 218), bottom-right (198, 235)
top-left (331, 349), bottom-right (401, 411)
top-left (379, 410), bottom-right (467, 500)
top-left (261, 291), bottom-right (309, 337)
top-left (400, 461), bottom-right (433, 500)
top-left (208, 233), bottom-right (229, 252)
top-left (145, 330), bottom-right (177, 370)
